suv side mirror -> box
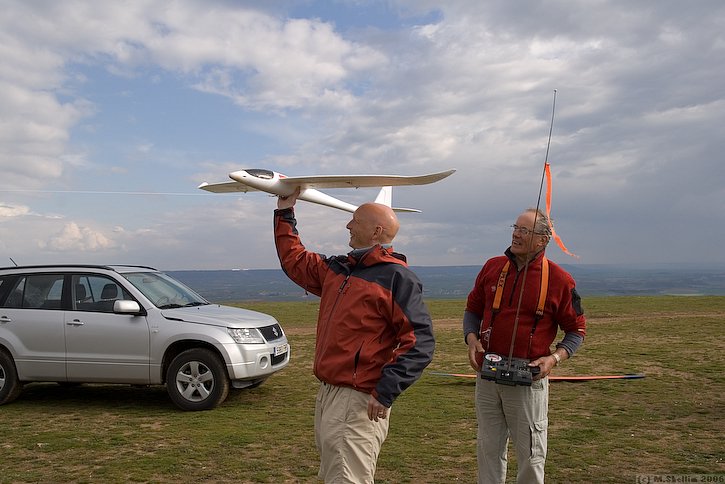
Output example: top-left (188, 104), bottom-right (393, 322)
top-left (113, 300), bottom-right (145, 315)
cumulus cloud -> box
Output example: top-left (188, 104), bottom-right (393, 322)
top-left (40, 222), bottom-right (116, 252)
top-left (0, 203), bottom-right (31, 218)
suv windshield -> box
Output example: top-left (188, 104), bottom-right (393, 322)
top-left (121, 272), bottom-right (209, 309)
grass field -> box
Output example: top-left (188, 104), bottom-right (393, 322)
top-left (1, 296), bottom-right (723, 483)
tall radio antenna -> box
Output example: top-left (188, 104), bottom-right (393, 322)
top-left (506, 90), bottom-right (557, 368)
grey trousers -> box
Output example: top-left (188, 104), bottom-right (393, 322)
top-left (475, 376), bottom-right (549, 484)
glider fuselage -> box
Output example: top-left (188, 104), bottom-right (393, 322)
top-left (228, 169), bottom-right (358, 212)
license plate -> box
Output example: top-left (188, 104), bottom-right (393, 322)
top-left (273, 343), bottom-right (288, 357)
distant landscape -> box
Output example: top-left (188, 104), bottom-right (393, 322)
top-left (169, 264), bottom-right (725, 302)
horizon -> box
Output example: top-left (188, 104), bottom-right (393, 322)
top-left (4, 260), bottom-right (725, 273)
top-left (165, 261), bottom-right (725, 272)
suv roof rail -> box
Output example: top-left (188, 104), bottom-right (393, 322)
top-left (0, 264), bottom-right (158, 272)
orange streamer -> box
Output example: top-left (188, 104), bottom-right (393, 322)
top-left (544, 163), bottom-right (579, 259)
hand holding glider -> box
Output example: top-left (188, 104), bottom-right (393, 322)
top-left (277, 187), bottom-right (301, 210)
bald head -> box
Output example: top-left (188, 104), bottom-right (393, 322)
top-left (346, 203), bottom-right (400, 248)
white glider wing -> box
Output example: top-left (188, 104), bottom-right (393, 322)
top-left (276, 169), bottom-right (456, 189)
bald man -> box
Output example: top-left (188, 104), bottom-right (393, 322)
top-left (275, 190), bottom-right (435, 484)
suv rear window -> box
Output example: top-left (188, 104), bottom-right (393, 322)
top-left (2, 274), bottom-right (64, 309)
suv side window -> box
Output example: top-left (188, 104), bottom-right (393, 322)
top-left (1, 274), bottom-right (65, 309)
top-left (0, 275), bottom-right (12, 304)
top-left (2, 276), bottom-right (24, 308)
top-left (73, 274), bottom-right (131, 313)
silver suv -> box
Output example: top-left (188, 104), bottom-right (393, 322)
top-left (0, 265), bottom-right (290, 411)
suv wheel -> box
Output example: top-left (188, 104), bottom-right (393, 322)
top-left (0, 351), bottom-right (22, 405)
top-left (166, 348), bottom-right (230, 411)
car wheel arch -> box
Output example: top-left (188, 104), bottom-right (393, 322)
top-left (160, 340), bottom-right (229, 384)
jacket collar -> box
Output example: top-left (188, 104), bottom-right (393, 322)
top-left (348, 244), bottom-right (407, 267)
top-left (505, 246), bottom-right (546, 270)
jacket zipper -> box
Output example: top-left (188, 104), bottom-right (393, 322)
top-left (330, 273), bottom-right (351, 315)
top-left (353, 344), bottom-right (362, 388)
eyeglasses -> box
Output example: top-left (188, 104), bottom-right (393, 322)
top-left (510, 224), bottom-right (547, 236)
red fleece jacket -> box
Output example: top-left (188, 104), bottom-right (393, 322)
top-left (466, 249), bottom-right (586, 359)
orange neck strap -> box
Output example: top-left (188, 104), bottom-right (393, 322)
top-left (492, 256), bottom-right (549, 318)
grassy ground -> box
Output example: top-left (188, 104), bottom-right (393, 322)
top-left (0, 296), bottom-right (723, 483)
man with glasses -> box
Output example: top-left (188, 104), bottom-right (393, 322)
top-left (463, 208), bottom-right (586, 484)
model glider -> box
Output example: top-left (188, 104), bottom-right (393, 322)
top-left (198, 168), bottom-right (456, 213)
top-left (428, 372), bottom-right (645, 382)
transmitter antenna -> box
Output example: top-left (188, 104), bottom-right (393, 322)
top-left (506, 90), bottom-right (557, 369)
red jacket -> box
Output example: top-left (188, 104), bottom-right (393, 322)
top-left (466, 249), bottom-right (586, 359)
top-left (274, 208), bottom-right (435, 407)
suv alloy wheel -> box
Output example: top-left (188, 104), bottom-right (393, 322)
top-left (166, 348), bottom-right (230, 411)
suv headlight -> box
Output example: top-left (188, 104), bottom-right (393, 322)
top-left (227, 327), bottom-right (265, 344)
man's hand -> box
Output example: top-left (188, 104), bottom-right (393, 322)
top-left (277, 187), bottom-right (301, 210)
top-left (466, 333), bottom-right (484, 372)
top-left (367, 394), bottom-right (389, 422)
top-left (529, 352), bottom-right (563, 380)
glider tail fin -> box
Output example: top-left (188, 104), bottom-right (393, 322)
top-left (374, 186), bottom-right (392, 206)
top-left (374, 186), bottom-right (421, 213)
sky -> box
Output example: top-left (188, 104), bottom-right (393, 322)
top-left (1, 0), bottom-right (723, 271)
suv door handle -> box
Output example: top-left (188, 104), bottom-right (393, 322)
top-left (66, 319), bottom-right (85, 326)
top-left (0, 315), bottom-right (10, 323)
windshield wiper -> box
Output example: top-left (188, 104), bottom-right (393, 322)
top-left (158, 303), bottom-right (185, 309)
top-left (158, 302), bottom-right (208, 309)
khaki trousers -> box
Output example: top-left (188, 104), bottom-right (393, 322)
top-left (315, 383), bottom-right (390, 483)
top-left (475, 376), bottom-right (549, 484)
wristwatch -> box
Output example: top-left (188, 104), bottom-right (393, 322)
top-left (552, 352), bottom-right (562, 366)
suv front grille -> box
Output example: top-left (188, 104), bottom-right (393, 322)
top-left (259, 323), bottom-right (284, 342)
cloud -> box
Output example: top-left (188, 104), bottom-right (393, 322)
top-left (40, 222), bottom-right (116, 252)
top-left (0, 203), bottom-right (31, 218)
top-left (0, 0), bottom-right (387, 195)
top-left (0, 82), bottom-right (92, 188)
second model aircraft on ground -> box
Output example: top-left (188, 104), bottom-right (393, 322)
top-left (198, 168), bottom-right (456, 213)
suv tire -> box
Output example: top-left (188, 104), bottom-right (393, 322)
top-left (0, 351), bottom-right (22, 405)
top-left (166, 348), bottom-right (230, 411)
